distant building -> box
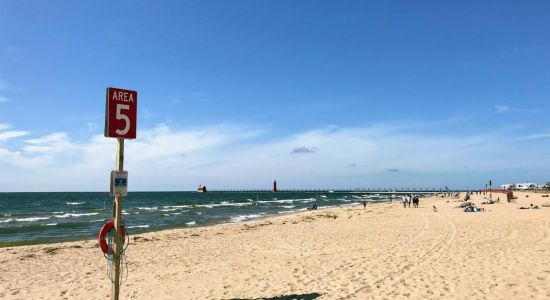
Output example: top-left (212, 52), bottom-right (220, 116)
top-left (515, 183), bottom-right (537, 190)
top-left (501, 184), bottom-right (514, 190)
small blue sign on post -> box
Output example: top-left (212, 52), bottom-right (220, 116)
top-left (110, 171), bottom-right (128, 197)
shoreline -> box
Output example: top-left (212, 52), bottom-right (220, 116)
top-left (3, 191), bottom-right (550, 299)
top-left (0, 199), bottom-right (376, 248)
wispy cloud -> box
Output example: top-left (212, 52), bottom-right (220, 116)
top-left (142, 108), bottom-right (156, 119)
top-left (495, 105), bottom-right (509, 113)
top-left (495, 105), bottom-right (542, 114)
top-left (86, 122), bottom-right (98, 132)
top-left (0, 78), bottom-right (24, 92)
top-left (0, 126), bottom-right (28, 141)
top-left (0, 131), bottom-right (28, 141)
top-left (0, 96), bottom-right (8, 103)
top-left (24, 132), bottom-right (77, 154)
top-left (515, 131), bottom-right (550, 141)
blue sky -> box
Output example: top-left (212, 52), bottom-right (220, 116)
top-left (0, 1), bottom-right (549, 191)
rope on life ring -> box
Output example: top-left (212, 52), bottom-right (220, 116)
top-left (98, 219), bottom-right (127, 255)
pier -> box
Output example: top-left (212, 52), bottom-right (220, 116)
top-left (206, 188), bottom-right (454, 193)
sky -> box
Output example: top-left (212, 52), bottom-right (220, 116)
top-left (0, 1), bottom-right (549, 191)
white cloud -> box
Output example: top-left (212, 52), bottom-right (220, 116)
top-left (24, 132), bottom-right (77, 154)
top-left (0, 130), bottom-right (28, 141)
top-left (0, 96), bottom-right (8, 103)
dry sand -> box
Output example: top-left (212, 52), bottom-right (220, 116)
top-left (2, 191), bottom-right (550, 299)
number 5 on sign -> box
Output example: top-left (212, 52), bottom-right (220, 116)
top-left (105, 87), bottom-right (137, 139)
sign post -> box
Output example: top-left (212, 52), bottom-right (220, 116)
top-left (104, 87), bottom-right (137, 300)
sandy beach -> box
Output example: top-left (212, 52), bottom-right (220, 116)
top-left (2, 191), bottom-right (550, 299)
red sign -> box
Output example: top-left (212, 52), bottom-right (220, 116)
top-left (104, 87), bottom-right (137, 139)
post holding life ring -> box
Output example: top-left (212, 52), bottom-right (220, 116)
top-left (98, 219), bottom-right (127, 255)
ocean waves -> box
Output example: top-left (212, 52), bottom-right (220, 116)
top-left (0, 191), bottom-right (398, 246)
top-left (0, 212), bottom-right (100, 224)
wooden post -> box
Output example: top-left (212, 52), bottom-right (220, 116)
top-left (112, 138), bottom-right (124, 300)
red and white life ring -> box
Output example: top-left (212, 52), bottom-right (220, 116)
top-left (98, 219), bottom-right (127, 255)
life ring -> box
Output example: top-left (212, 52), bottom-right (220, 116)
top-left (98, 219), bottom-right (127, 255)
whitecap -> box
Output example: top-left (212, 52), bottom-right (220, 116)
top-left (0, 218), bottom-right (14, 223)
top-left (15, 216), bottom-right (50, 222)
top-left (45, 223), bottom-right (58, 226)
top-left (54, 212), bottom-right (98, 218)
top-left (186, 221), bottom-right (196, 226)
top-left (136, 207), bottom-right (158, 210)
top-left (66, 202), bottom-right (85, 205)
top-left (161, 205), bottom-right (192, 209)
top-left (278, 205), bottom-right (295, 209)
top-left (259, 199), bottom-right (294, 204)
top-left (160, 208), bottom-right (180, 212)
top-left (126, 225), bottom-right (149, 229)
top-left (230, 214), bottom-right (263, 222)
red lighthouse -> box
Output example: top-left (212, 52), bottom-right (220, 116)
top-left (272, 180), bottom-right (277, 192)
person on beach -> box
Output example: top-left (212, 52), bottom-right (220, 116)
top-left (432, 205), bottom-right (438, 212)
top-left (408, 195), bottom-right (412, 208)
top-left (413, 195), bottom-right (419, 208)
top-left (402, 195), bottom-right (407, 208)
top-left (363, 201), bottom-right (366, 208)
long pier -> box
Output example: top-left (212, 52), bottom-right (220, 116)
top-left (207, 188), bottom-right (454, 193)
